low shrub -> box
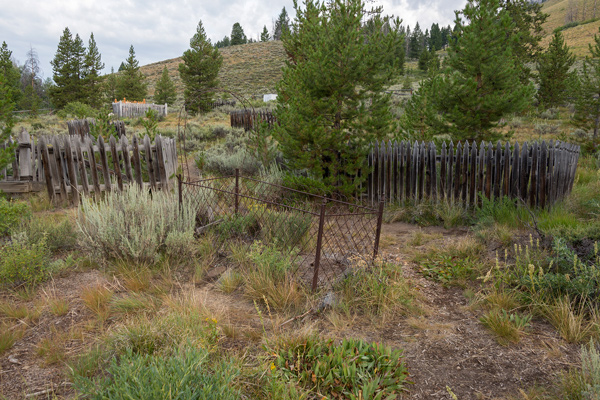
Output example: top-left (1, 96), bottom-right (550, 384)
top-left (197, 131), bottom-right (261, 175)
top-left (0, 233), bottom-right (51, 287)
top-left (0, 198), bottom-right (31, 237)
top-left (261, 209), bottom-right (312, 250)
top-left (17, 214), bottom-right (76, 253)
top-left (74, 347), bottom-right (241, 400)
top-left (273, 336), bottom-right (409, 399)
top-left (56, 102), bottom-right (97, 119)
top-left (534, 123), bottom-right (560, 136)
top-left (77, 184), bottom-right (199, 265)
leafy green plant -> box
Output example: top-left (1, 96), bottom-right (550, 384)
top-left (419, 254), bottom-right (478, 286)
top-left (0, 198), bottom-right (31, 237)
top-left (217, 213), bottom-right (260, 238)
top-left (140, 109), bottom-right (159, 140)
top-left (0, 233), bottom-right (51, 287)
top-left (17, 214), bottom-right (76, 253)
top-left (273, 336), bottom-right (409, 399)
top-left (74, 347), bottom-right (241, 400)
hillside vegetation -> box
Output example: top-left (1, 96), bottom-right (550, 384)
top-left (541, 0), bottom-right (600, 55)
top-left (140, 41), bottom-right (286, 101)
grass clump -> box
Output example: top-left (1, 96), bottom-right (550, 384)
top-left (0, 198), bottom-right (31, 237)
top-left (273, 336), bottom-right (409, 399)
top-left (0, 232), bottom-right (51, 287)
top-left (17, 214), bottom-right (76, 253)
top-left (242, 242), bottom-right (306, 313)
top-left (335, 261), bottom-right (417, 317)
top-left (74, 347), bottom-right (241, 400)
top-left (480, 308), bottom-right (531, 345)
top-left (78, 184), bottom-right (198, 265)
top-left (0, 323), bottom-right (26, 355)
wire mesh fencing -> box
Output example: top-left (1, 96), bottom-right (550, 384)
top-left (178, 170), bottom-right (384, 290)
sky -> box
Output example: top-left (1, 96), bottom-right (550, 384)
top-left (0, 0), bottom-right (467, 81)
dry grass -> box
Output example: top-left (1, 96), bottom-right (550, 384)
top-left (0, 300), bottom-right (42, 323)
top-left (541, 296), bottom-right (595, 343)
top-left (81, 285), bottom-right (113, 317)
top-left (0, 323), bottom-right (26, 355)
top-left (36, 328), bottom-right (67, 365)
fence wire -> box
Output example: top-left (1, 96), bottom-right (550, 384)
top-left (179, 172), bottom-right (382, 290)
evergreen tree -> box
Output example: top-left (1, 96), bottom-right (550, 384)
top-left (50, 28), bottom-right (87, 108)
top-left (273, 7), bottom-right (291, 40)
top-left (83, 33), bottom-right (105, 108)
top-left (116, 45), bottom-right (147, 101)
top-left (154, 66), bottom-right (176, 105)
top-left (537, 31), bottom-right (575, 108)
top-left (501, 0), bottom-right (548, 83)
top-left (573, 27), bottom-right (600, 137)
top-left (261, 25), bottom-right (270, 42)
top-left (429, 23), bottom-right (442, 51)
top-left (0, 42), bottom-right (22, 107)
top-left (408, 23), bottom-right (423, 59)
top-left (215, 36), bottom-right (230, 48)
top-left (104, 67), bottom-right (118, 102)
top-left (118, 62), bottom-right (126, 71)
top-left (275, 0), bottom-right (401, 195)
top-left (407, 0), bottom-right (534, 142)
top-left (179, 20), bottom-right (223, 113)
top-left (230, 23), bottom-right (247, 46)
top-left (0, 72), bottom-right (16, 170)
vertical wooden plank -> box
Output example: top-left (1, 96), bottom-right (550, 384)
top-left (511, 142), bottom-right (520, 199)
top-left (392, 141), bottom-right (398, 203)
top-left (10, 137), bottom-right (18, 181)
top-left (477, 142), bottom-right (485, 206)
top-left (52, 137), bottom-right (68, 201)
top-left (520, 142), bottom-right (529, 202)
top-left (109, 135), bottom-right (123, 191)
top-left (419, 142), bottom-right (426, 202)
top-left (75, 138), bottom-right (89, 197)
top-left (529, 142), bottom-right (539, 208)
top-left (440, 142), bottom-right (447, 200)
top-left (386, 141), bottom-right (392, 203)
top-left (461, 141), bottom-right (469, 202)
top-left (503, 142), bottom-right (511, 198)
top-left (494, 141), bottom-right (502, 200)
top-left (411, 142), bottom-right (419, 202)
top-left (485, 142), bottom-right (493, 200)
top-left (448, 141), bottom-right (454, 201)
top-left (430, 142), bottom-right (438, 202)
top-left (87, 137), bottom-right (101, 196)
top-left (18, 130), bottom-right (32, 181)
top-left (454, 142), bottom-right (462, 202)
top-left (121, 136), bottom-right (134, 184)
top-left (539, 141), bottom-right (548, 208)
top-left (98, 135), bottom-right (112, 193)
top-left (143, 135), bottom-right (156, 191)
top-left (155, 135), bottom-right (169, 190)
top-left (469, 142), bottom-right (477, 206)
top-left (39, 138), bottom-right (55, 202)
top-left (64, 137), bottom-right (79, 205)
top-left (398, 141), bottom-right (405, 203)
top-left (547, 140), bottom-right (555, 205)
top-left (405, 142), bottom-right (412, 201)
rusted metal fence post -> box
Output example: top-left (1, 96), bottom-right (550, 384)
top-left (312, 198), bottom-right (328, 292)
top-left (177, 174), bottom-right (182, 214)
top-left (372, 198), bottom-right (385, 260)
top-left (235, 168), bottom-right (240, 214)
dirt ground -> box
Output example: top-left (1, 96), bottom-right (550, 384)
top-left (0, 222), bottom-right (581, 399)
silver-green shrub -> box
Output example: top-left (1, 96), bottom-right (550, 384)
top-left (582, 339), bottom-right (600, 399)
top-left (77, 185), bottom-right (198, 264)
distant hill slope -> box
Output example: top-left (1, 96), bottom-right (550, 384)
top-left (541, 0), bottom-right (600, 56)
top-left (140, 41), bottom-right (286, 102)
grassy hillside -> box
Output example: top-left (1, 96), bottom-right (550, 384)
top-left (541, 0), bottom-right (600, 56)
top-left (140, 41), bottom-right (286, 102)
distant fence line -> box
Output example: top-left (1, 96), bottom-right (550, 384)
top-left (366, 140), bottom-right (580, 209)
top-left (210, 99), bottom-right (236, 109)
top-left (230, 109), bottom-right (277, 131)
top-left (112, 101), bottom-right (168, 118)
top-left (1, 130), bottom-right (177, 203)
top-left (67, 119), bottom-right (126, 140)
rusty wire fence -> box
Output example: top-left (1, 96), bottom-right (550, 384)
top-left (178, 170), bottom-right (384, 290)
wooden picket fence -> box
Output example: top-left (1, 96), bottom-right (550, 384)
top-left (0, 131), bottom-right (177, 203)
top-left (230, 109), bottom-right (277, 131)
top-left (67, 119), bottom-right (126, 139)
top-left (366, 140), bottom-right (580, 208)
top-left (112, 101), bottom-right (168, 118)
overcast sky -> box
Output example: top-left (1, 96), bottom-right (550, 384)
top-left (0, 0), bottom-right (466, 81)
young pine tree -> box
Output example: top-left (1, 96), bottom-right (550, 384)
top-left (273, 7), bottom-right (291, 40)
top-left (573, 27), bottom-right (600, 138)
top-left (179, 21), bottom-right (222, 114)
top-left (230, 23), bottom-right (247, 46)
top-left (154, 66), bottom-right (176, 105)
top-left (275, 0), bottom-right (401, 195)
top-left (116, 45), bottom-right (147, 101)
top-left (260, 26), bottom-right (270, 42)
top-left (0, 72), bottom-right (16, 170)
top-left (83, 33), bottom-right (105, 108)
top-left (432, 0), bottom-right (534, 142)
top-left (50, 28), bottom-right (87, 108)
top-left (537, 31), bottom-right (575, 108)
top-left (0, 42), bottom-right (22, 107)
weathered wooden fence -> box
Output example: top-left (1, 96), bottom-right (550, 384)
top-left (67, 119), bottom-right (126, 139)
top-left (210, 99), bottom-right (236, 109)
top-left (366, 140), bottom-right (580, 208)
top-left (230, 109), bottom-right (277, 131)
top-left (1, 131), bottom-right (177, 203)
top-left (112, 101), bottom-right (167, 118)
